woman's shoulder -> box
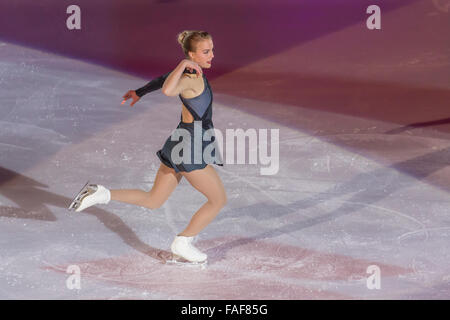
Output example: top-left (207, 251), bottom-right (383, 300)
top-left (179, 74), bottom-right (205, 99)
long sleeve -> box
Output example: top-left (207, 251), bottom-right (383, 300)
top-left (134, 71), bottom-right (171, 98)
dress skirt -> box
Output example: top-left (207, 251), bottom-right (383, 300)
top-left (156, 121), bottom-right (224, 173)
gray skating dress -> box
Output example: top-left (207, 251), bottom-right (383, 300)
top-left (135, 68), bottom-right (224, 173)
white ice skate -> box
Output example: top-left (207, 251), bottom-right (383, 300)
top-left (68, 181), bottom-right (111, 212)
top-left (167, 235), bottom-right (208, 268)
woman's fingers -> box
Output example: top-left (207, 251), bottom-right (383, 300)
top-left (185, 62), bottom-right (203, 76)
top-left (121, 93), bottom-right (129, 105)
top-left (123, 91), bottom-right (131, 99)
top-left (190, 66), bottom-right (202, 77)
top-left (121, 90), bottom-right (139, 106)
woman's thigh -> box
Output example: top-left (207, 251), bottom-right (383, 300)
top-left (149, 163), bottom-right (183, 207)
top-left (180, 165), bottom-right (227, 206)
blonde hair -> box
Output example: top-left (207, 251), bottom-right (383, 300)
top-left (177, 30), bottom-right (212, 58)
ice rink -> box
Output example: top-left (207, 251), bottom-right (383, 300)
top-left (0, 0), bottom-right (449, 300)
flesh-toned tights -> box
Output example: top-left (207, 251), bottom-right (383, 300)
top-left (109, 163), bottom-right (226, 236)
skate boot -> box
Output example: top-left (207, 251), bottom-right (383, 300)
top-left (170, 235), bottom-right (207, 264)
top-left (68, 181), bottom-right (111, 212)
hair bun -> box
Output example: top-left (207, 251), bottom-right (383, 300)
top-left (177, 31), bottom-right (191, 45)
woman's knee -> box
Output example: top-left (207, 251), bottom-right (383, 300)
top-left (142, 190), bottom-right (165, 210)
top-left (210, 191), bottom-right (227, 209)
top-left (142, 200), bottom-right (161, 210)
top-left (146, 201), bottom-right (163, 210)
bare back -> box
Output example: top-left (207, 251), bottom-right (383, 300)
top-left (180, 74), bottom-right (205, 123)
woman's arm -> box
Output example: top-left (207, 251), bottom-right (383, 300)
top-left (134, 71), bottom-right (171, 98)
top-left (161, 60), bottom-right (189, 96)
top-left (161, 59), bottom-right (203, 96)
top-left (122, 68), bottom-right (178, 107)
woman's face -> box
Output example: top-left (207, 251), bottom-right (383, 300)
top-left (189, 39), bottom-right (214, 69)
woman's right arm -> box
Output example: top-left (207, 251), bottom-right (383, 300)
top-left (134, 71), bottom-right (171, 98)
top-left (122, 71), bottom-right (171, 107)
top-left (121, 69), bottom-right (175, 107)
top-left (122, 60), bottom-right (201, 106)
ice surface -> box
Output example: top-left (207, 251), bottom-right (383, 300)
top-left (1, 24), bottom-right (449, 299)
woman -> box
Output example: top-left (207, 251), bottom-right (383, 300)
top-left (69, 31), bottom-right (226, 264)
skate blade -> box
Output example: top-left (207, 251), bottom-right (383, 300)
top-left (166, 254), bottom-right (208, 269)
top-left (68, 180), bottom-right (95, 211)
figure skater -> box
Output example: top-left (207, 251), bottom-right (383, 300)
top-left (69, 30), bottom-right (226, 264)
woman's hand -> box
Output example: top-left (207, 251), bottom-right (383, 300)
top-left (121, 90), bottom-right (140, 107)
top-left (182, 59), bottom-right (203, 77)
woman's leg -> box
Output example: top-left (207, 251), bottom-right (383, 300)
top-left (178, 165), bottom-right (227, 237)
top-left (109, 163), bottom-right (182, 210)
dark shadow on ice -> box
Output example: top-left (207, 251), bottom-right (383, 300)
top-left (0, 167), bottom-right (56, 221)
top-left (208, 147), bottom-right (450, 262)
top-left (0, 166), bottom-right (169, 262)
top-left (385, 117), bottom-right (450, 135)
top-left (216, 73), bottom-right (450, 138)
